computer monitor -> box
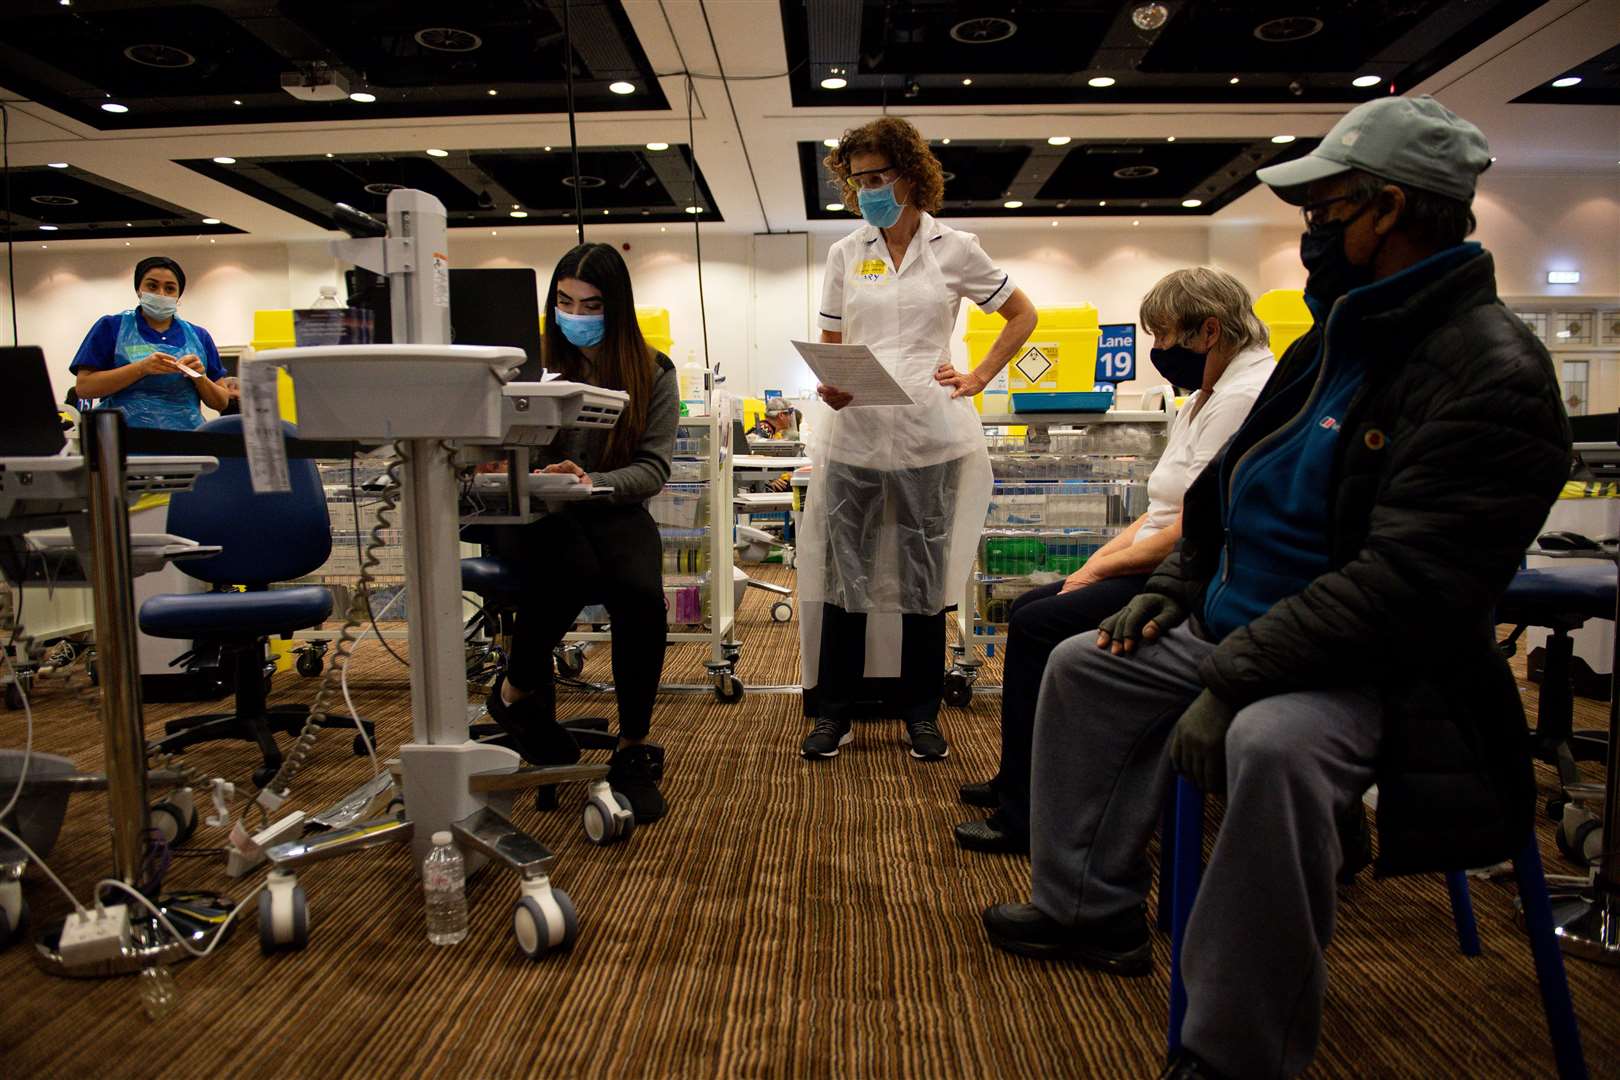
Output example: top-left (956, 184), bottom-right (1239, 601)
top-left (0, 346), bottom-right (68, 456)
top-left (345, 267), bottom-right (544, 380)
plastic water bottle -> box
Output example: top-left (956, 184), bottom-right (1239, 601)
top-left (139, 961), bottom-right (179, 1021)
top-left (310, 285), bottom-right (342, 309)
top-left (422, 831), bottom-right (468, 945)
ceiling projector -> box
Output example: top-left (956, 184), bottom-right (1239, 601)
top-left (280, 65), bottom-right (352, 102)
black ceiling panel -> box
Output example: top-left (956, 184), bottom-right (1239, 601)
top-left (783, 0), bottom-right (1551, 107)
top-left (1037, 142), bottom-right (1247, 201)
top-left (1512, 43), bottom-right (1620, 105)
top-left (0, 166), bottom-right (245, 241)
top-left (0, 0), bottom-right (667, 129)
top-left (800, 137), bottom-right (1318, 220)
top-left (179, 147), bottom-right (721, 229)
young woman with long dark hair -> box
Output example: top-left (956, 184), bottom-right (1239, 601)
top-left (483, 243), bottom-right (679, 822)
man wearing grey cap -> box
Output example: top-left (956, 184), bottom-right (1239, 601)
top-left (981, 95), bottom-right (1572, 1078)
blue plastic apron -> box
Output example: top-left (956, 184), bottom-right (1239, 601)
top-left (98, 310), bottom-right (207, 430)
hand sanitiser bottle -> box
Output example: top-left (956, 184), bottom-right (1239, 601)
top-left (422, 831), bottom-right (468, 945)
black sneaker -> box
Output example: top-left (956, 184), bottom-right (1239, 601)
top-left (959, 778), bottom-right (999, 808)
top-left (954, 815), bottom-right (1029, 854)
top-left (485, 675), bottom-right (580, 766)
top-left (1159, 1050), bottom-right (1233, 1080)
top-left (902, 716), bottom-right (949, 760)
top-left (607, 743), bottom-right (666, 824)
top-left (982, 901), bottom-right (1152, 976)
top-left (801, 717), bottom-right (852, 759)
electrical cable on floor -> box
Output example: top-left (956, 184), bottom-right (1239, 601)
top-left (696, 0), bottom-right (771, 233)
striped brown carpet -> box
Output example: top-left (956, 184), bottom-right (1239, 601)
top-left (2, 566), bottom-right (1616, 1078)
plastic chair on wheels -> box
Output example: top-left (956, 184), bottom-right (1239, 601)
top-left (141, 417), bottom-right (374, 789)
top-left (1160, 774), bottom-right (1586, 1078)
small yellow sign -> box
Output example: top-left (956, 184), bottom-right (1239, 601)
top-left (857, 258), bottom-right (889, 282)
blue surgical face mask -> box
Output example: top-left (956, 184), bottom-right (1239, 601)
top-left (857, 179), bottom-right (904, 229)
top-left (139, 291), bottom-right (179, 320)
top-left (554, 308), bottom-right (605, 348)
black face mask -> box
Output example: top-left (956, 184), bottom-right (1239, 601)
top-left (1300, 200), bottom-right (1379, 308)
top-left (1149, 343), bottom-right (1207, 391)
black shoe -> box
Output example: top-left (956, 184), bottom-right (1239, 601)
top-left (982, 902), bottom-right (1152, 976)
top-left (1337, 799), bottom-right (1373, 885)
top-left (801, 717), bottom-right (852, 759)
top-left (959, 778), bottom-right (999, 808)
top-left (485, 675), bottom-right (580, 766)
top-left (902, 716), bottom-right (949, 760)
top-left (1160, 1050), bottom-right (1233, 1080)
top-left (607, 743), bottom-right (666, 824)
top-left (955, 816), bottom-right (1029, 855)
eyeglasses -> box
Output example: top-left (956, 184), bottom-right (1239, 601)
top-left (1299, 193), bottom-right (1363, 229)
top-left (843, 164), bottom-right (898, 191)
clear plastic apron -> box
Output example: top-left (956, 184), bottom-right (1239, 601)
top-left (99, 310), bottom-right (207, 430)
top-left (798, 234), bottom-right (992, 690)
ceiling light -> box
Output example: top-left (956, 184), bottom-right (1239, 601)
top-left (820, 77), bottom-right (848, 90)
top-left (39, 225), bottom-right (58, 231)
top-left (646, 142), bottom-right (669, 151)
top-left (1051, 221), bottom-right (1058, 227)
top-left (426, 148), bottom-right (449, 157)
top-left (603, 210), bottom-right (610, 215)
top-left (609, 81), bottom-right (636, 95)
top-left (1098, 200), bottom-right (1107, 207)
top-left (101, 102), bottom-right (129, 113)
top-left (47, 162), bottom-right (69, 169)
top-left (509, 210), bottom-right (528, 218)
top-left (1547, 270), bottom-right (1581, 284)
top-left (1228, 77), bottom-right (1240, 85)
top-left (1131, 2), bottom-right (1169, 30)
top-left (825, 202), bottom-right (843, 211)
top-left (1181, 198), bottom-right (1202, 208)
top-left (488, 89), bottom-right (498, 96)
top-left (325, 153), bottom-right (334, 158)
top-left (941, 138), bottom-right (951, 145)
top-left (962, 78), bottom-right (973, 86)
top-left (40, 245), bottom-right (46, 249)
top-left (126, 222), bottom-right (132, 227)
top-left (1003, 200), bottom-right (1023, 209)
top-left (1047, 136), bottom-right (1071, 146)
top-left (1132, 219), bottom-right (1140, 226)
top-left (349, 92), bottom-right (376, 103)
top-left (1352, 75), bottom-right (1381, 88)
top-left (201, 218), bottom-right (221, 225)
top-left (543, 146), bottom-right (552, 152)
top-left (209, 238), bottom-right (216, 244)
top-left (125, 241), bottom-right (131, 246)
top-left (491, 230), bottom-right (498, 236)
top-left (1489, 156), bottom-right (1497, 163)
top-left (232, 99), bottom-right (242, 106)
top-left (1087, 76), bottom-right (1116, 88)
top-left (1271, 135), bottom-right (1296, 144)
top-left (212, 156), bottom-right (236, 164)
top-left (1166, 136), bottom-right (1176, 142)
top-left (1551, 76), bottom-right (1582, 88)
top-left (686, 206), bottom-right (704, 214)
top-left (823, 138), bottom-right (839, 147)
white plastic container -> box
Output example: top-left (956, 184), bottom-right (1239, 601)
top-left (422, 830), bottom-right (468, 945)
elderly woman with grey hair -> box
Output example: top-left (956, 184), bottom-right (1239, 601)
top-left (954, 267), bottom-right (1276, 855)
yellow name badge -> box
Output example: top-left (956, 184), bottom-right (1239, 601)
top-left (857, 258), bottom-right (889, 283)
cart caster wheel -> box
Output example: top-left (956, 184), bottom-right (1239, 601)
top-left (722, 644), bottom-right (742, 663)
top-left (386, 797), bottom-right (406, 819)
top-left (554, 645), bottom-right (586, 679)
top-left (86, 658), bottom-right (99, 687)
top-left (771, 601), bottom-right (793, 623)
top-left (943, 673), bottom-right (972, 708)
top-left (0, 880), bottom-right (25, 948)
top-left (4, 682), bottom-right (22, 711)
top-left (582, 789), bottom-right (635, 846)
top-left (715, 675), bottom-right (744, 703)
top-left (296, 652), bottom-right (324, 678)
top-left (1557, 808), bottom-right (1603, 866)
top-left (513, 888), bottom-right (578, 959)
top-left (258, 872), bottom-right (308, 955)
top-left (352, 734), bottom-right (372, 758)
top-left (535, 785), bottom-right (559, 812)
top-left (149, 799), bottom-right (197, 846)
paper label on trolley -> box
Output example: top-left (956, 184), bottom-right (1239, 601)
top-left (239, 356), bottom-right (291, 494)
top-left (431, 251), bottom-right (450, 308)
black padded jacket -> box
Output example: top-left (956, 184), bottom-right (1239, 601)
top-left (1145, 248), bottom-right (1572, 875)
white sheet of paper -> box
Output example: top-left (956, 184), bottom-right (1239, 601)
top-left (238, 355), bottom-right (291, 494)
top-left (790, 340), bottom-right (914, 407)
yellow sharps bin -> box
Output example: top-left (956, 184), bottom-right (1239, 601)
top-left (1254, 289), bottom-right (1313, 358)
top-left (964, 304), bottom-right (1101, 413)
top-left (249, 310), bottom-right (301, 422)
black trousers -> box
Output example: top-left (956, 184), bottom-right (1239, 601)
top-left (804, 605), bottom-right (948, 725)
top-left (994, 573), bottom-right (1151, 836)
top-left (490, 505), bottom-right (666, 740)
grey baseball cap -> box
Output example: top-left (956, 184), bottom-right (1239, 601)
top-left (1256, 95), bottom-right (1492, 206)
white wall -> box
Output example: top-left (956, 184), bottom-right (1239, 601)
top-left (5, 172), bottom-right (1615, 406)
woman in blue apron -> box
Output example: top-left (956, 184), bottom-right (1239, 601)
top-left (70, 256), bottom-right (231, 428)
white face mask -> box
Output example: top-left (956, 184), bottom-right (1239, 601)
top-left (139, 291), bottom-right (179, 320)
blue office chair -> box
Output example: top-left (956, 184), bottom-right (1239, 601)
top-left (1161, 775), bottom-right (1587, 1078)
top-left (1497, 561), bottom-right (1616, 816)
top-left (141, 417), bottom-right (372, 789)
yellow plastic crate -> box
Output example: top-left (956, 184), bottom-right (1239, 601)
top-left (249, 309), bottom-right (301, 422)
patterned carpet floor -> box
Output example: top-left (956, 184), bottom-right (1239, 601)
top-left (1, 565), bottom-right (1616, 1078)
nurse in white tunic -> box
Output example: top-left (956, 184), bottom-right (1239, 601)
top-left (800, 117), bottom-right (1037, 763)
